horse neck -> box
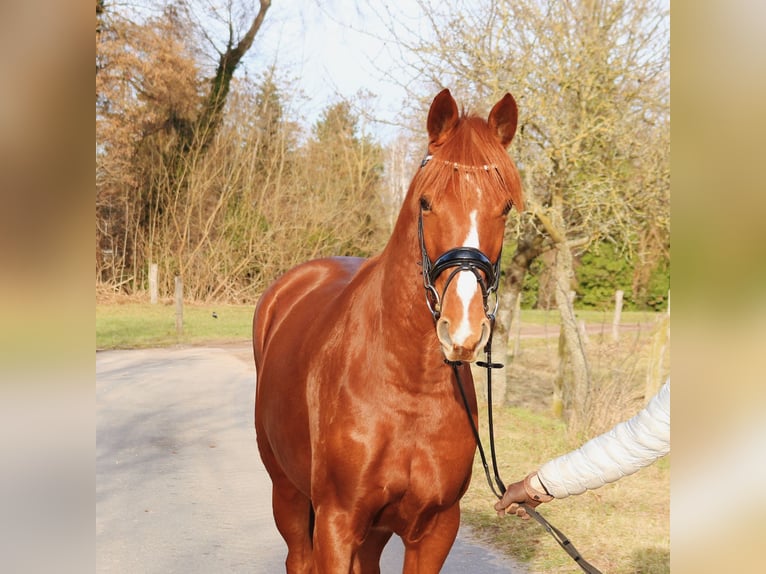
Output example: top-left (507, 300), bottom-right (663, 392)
top-left (375, 203), bottom-right (438, 345)
top-left (350, 198), bottom-right (457, 378)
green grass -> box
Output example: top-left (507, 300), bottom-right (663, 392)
top-left (461, 401), bottom-right (670, 573)
top-left (96, 300), bottom-right (254, 349)
top-left (462, 319), bottom-right (670, 574)
top-left (96, 297), bottom-right (662, 351)
top-left (519, 308), bottom-right (658, 326)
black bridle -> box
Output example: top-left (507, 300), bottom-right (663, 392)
top-left (417, 210), bottom-right (501, 322)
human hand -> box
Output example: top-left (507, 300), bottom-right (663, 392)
top-left (494, 473), bottom-right (553, 519)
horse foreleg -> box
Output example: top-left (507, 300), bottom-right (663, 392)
top-left (311, 503), bottom-right (367, 574)
top-left (401, 504), bottom-right (461, 574)
top-left (356, 526), bottom-right (393, 574)
top-left (270, 480), bottom-right (314, 574)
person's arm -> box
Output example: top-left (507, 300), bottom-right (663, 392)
top-left (496, 380), bottom-right (670, 518)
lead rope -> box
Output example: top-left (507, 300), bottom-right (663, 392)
top-left (447, 328), bottom-right (603, 574)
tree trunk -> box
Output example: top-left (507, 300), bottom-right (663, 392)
top-left (496, 217), bottom-right (545, 403)
top-left (186, 1), bottom-right (272, 153)
top-left (548, 192), bottom-right (592, 431)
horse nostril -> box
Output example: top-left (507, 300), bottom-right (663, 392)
top-left (437, 316), bottom-right (491, 362)
top-left (436, 318), bottom-right (452, 347)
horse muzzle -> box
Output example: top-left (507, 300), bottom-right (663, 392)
top-left (436, 314), bottom-right (491, 362)
top-left (418, 210), bottom-right (501, 362)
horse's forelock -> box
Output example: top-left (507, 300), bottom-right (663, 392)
top-left (414, 114), bottom-right (523, 210)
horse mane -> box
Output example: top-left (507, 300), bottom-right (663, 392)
top-left (413, 113), bottom-right (524, 212)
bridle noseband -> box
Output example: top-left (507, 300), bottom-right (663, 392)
top-left (418, 212), bottom-right (501, 321)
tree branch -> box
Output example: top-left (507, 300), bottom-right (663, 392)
top-left (526, 198), bottom-right (567, 244)
top-left (193, 0), bottom-right (272, 152)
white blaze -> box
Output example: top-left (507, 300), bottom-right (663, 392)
top-left (463, 210), bottom-right (480, 249)
top-left (452, 211), bottom-right (480, 345)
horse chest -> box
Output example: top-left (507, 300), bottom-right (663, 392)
top-left (374, 408), bottom-right (476, 538)
top-left (316, 377), bottom-right (476, 499)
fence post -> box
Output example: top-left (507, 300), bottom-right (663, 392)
top-left (578, 319), bottom-right (589, 346)
top-left (612, 289), bottom-right (624, 342)
top-left (149, 263), bottom-right (158, 304)
top-left (174, 276), bottom-right (183, 335)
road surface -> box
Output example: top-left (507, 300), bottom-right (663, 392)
top-left (96, 345), bottom-right (526, 573)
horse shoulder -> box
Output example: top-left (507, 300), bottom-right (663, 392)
top-left (254, 256), bottom-right (367, 355)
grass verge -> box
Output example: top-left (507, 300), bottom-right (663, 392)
top-left (96, 299), bottom-right (254, 349)
top-left (516, 308), bottom-right (657, 326)
top-left (461, 327), bottom-right (670, 573)
top-left (460, 401), bottom-right (670, 573)
top-left (462, 402), bottom-right (670, 574)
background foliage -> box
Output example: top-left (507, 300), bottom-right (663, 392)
top-left (96, 0), bottom-right (669, 311)
top-left (96, 1), bottom-right (390, 302)
top-left (576, 242), bottom-right (669, 311)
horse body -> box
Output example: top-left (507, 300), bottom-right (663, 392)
top-left (254, 89), bottom-right (523, 573)
top-left (254, 251), bottom-right (477, 572)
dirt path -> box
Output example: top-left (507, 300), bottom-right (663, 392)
top-left (96, 346), bottom-right (525, 573)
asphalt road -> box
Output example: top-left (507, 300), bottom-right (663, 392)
top-left (96, 345), bottom-right (526, 573)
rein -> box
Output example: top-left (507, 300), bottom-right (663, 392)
top-left (446, 331), bottom-right (604, 574)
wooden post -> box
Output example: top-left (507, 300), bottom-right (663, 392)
top-left (174, 276), bottom-right (183, 335)
top-left (667, 289), bottom-right (670, 315)
top-left (149, 263), bottom-right (158, 304)
top-left (552, 331), bottom-right (565, 419)
top-left (578, 319), bottom-right (589, 346)
top-left (612, 289), bottom-right (624, 342)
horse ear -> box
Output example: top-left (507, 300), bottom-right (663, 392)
top-left (427, 88), bottom-right (460, 150)
top-left (488, 93), bottom-right (518, 148)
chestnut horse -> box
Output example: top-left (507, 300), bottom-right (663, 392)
top-left (253, 89), bottom-right (523, 573)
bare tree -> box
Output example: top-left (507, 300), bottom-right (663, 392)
top-left (96, 0), bottom-right (272, 293)
top-left (187, 0), bottom-right (272, 152)
top-left (375, 0), bottom-right (670, 428)
top-left (97, 0), bottom-right (391, 302)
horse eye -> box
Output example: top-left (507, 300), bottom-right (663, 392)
top-left (502, 201), bottom-right (513, 216)
top-left (420, 197), bottom-right (432, 212)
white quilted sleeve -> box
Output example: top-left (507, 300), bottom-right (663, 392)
top-left (538, 380), bottom-right (670, 499)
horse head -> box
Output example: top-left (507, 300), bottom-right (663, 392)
top-left (415, 89), bottom-right (523, 363)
